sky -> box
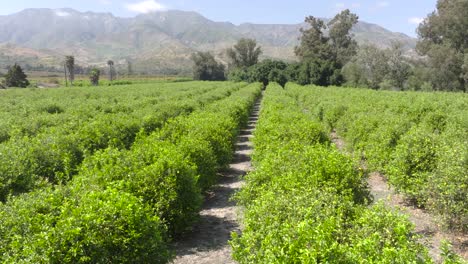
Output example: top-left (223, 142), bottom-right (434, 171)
top-left (0, 0), bottom-right (437, 37)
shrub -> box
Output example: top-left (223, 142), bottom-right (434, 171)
top-left (77, 143), bottom-right (202, 235)
top-left (0, 187), bottom-right (170, 263)
top-left (4, 64), bottom-right (30, 88)
top-left (48, 188), bottom-right (170, 263)
top-left (89, 68), bottom-right (100, 86)
top-left (386, 125), bottom-right (439, 205)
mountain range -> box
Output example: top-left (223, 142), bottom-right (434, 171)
top-left (0, 8), bottom-right (417, 75)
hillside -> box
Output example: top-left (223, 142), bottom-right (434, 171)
top-left (0, 8), bottom-right (417, 74)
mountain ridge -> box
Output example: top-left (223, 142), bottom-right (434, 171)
top-left (0, 8), bottom-right (417, 74)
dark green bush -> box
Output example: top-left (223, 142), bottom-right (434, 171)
top-left (386, 126), bottom-right (439, 204)
top-left (48, 188), bottom-right (170, 263)
top-left (42, 104), bottom-right (64, 114)
top-left (0, 187), bottom-right (170, 263)
top-left (0, 133), bottom-right (82, 201)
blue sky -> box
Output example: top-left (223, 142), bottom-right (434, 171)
top-left (0, 0), bottom-right (437, 37)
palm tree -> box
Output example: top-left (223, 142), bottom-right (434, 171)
top-left (65, 56), bottom-right (75, 86)
top-left (107, 60), bottom-right (115, 82)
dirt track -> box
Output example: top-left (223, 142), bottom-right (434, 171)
top-left (331, 130), bottom-right (467, 263)
top-left (171, 99), bottom-right (260, 264)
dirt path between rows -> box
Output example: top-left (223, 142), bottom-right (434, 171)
top-left (171, 98), bottom-right (261, 264)
top-left (331, 130), bottom-right (467, 263)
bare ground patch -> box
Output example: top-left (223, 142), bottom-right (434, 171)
top-left (331, 130), bottom-right (467, 263)
top-left (171, 100), bottom-right (260, 264)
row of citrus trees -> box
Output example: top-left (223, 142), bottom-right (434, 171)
top-left (0, 82), bottom-right (248, 201)
top-left (0, 82), bottom-right (262, 262)
top-left (0, 81), bottom-right (220, 140)
top-left (231, 83), bottom-right (434, 263)
top-left (286, 83), bottom-right (467, 233)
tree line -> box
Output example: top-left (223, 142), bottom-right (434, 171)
top-left (192, 0), bottom-right (467, 92)
top-left (1, 57), bottom-right (127, 88)
top-left (63, 56), bottom-right (117, 86)
top-left (1, 0), bottom-right (465, 91)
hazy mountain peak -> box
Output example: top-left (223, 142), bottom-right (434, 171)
top-left (54, 9), bottom-right (72, 17)
top-left (0, 8), bottom-right (417, 74)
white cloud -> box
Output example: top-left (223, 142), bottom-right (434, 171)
top-left (377, 1), bottom-right (390, 7)
top-left (55, 10), bottom-right (71, 17)
top-left (334, 2), bottom-right (361, 12)
top-left (335, 3), bottom-right (346, 8)
top-left (368, 1), bottom-right (389, 12)
top-left (408, 17), bottom-right (424, 25)
top-left (334, 3), bottom-right (346, 11)
top-left (125, 0), bottom-right (166, 14)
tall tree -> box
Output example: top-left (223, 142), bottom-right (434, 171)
top-left (294, 10), bottom-right (358, 86)
top-left (127, 59), bottom-right (133, 76)
top-left (343, 43), bottom-right (412, 90)
top-left (4, 63), bottom-right (30, 88)
top-left (463, 54), bottom-right (468, 86)
top-left (89, 68), bottom-right (100, 86)
top-left (342, 45), bottom-right (389, 89)
top-left (327, 9), bottom-right (359, 65)
top-left (294, 16), bottom-right (331, 61)
top-left (227, 38), bottom-right (262, 68)
top-left (65, 56), bottom-right (75, 86)
top-left (386, 42), bottom-right (411, 89)
top-left (417, 0), bottom-right (468, 91)
top-left (107, 60), bottom-right (116, 82)
top-left (295, 10), bottom-right (358, 63)
top-left (191, 52), bottom-right (226, 81)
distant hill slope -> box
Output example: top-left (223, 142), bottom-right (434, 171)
top-left (0, 8), bottom-right (417, 74)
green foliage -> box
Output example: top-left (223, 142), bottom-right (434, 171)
top-left (268, 68), bottom-right (287, 87)
top-left (342, 45), bottom-right (389, 89)
top-left (232, 83), bottom-right (430, 263)
top-left (294, 9), bottom-right (358, 84)
top-left (417, 0), bottom-right (467, 92)
top-left (89, 67), bottom-right (100, 86)
top-left (425, 44), bottom-right (464, 91)
top-left (228, 57), bottom-right (345, 87)
top-left (427, 125), bottom-right (468, 231)
top-left (328, 9), bottom-right (359, 65)
top-left (387, 43), bottom-right (411, 89)
top-left (228, 10), bottom-right (364, 88)
top-left (227, 38), bottom-right (262, 68)
top-left (286, 83), bottom-right (468, 233)
top-left (0, 187), bottom-right (171, 263)
top-left (0, 133), bottom-right (83, 201)
top-left (227, 67), bottom-right (250, 82)
top-left (107, 60), bottom-right (116, 82)
top-left (250, 60), bottom-right (287, 86)
top-left (294, 16), bottom-right (331, 61)
top-left (4, 63), bottom-right (30, 88)
top-left (49, 188), bottom-right (170, 263)
top-left (386, 125), bottom-right (439, 204)
top-left (191, 51), bottom-right (226, 81)
top-left (0, 81), bottom-right (262, 262)
top-left (227, 59), bottom-right (289, 87)
top-left (0, 81), bottom-right (247, 201)
top-left (440, 241), bottom-right (464, 264)
top-left (300, 58), bottom-right (343, 86)
top-left (78, 143), bottom-right (202, 235)
top-left (345, 203), bottom-right (427, 263)
top-left (64, 56), bottom-right (75, 86)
